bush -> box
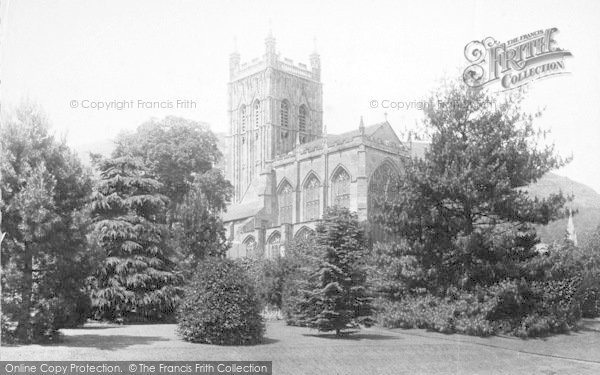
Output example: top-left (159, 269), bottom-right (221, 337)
top-left (53, 293), bottom-right (93, 329)
top-left (1, 313), bottom-right (17, 344)
top-left (375, 291), bottom-right (496, 337)
top-left (366, 241), bottom-right (426, 301)
top-left (176, 258), bottom-right (264, 345)
top-left (235, 256), bottom-right (289, 310)
top-left (0, 297), bottom-right (59, 344)
top-left (578, 270), bottom-right (600, 318)
top-left (524, 241), bottom-right (600, 320)
top-left (375, 278), bottom-right (582, 337)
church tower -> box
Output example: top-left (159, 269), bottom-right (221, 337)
top-left (228, 33), bottom-right (323, 203)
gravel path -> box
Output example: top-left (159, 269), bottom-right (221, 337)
top-left (2, 320), bottom-right (600, 374)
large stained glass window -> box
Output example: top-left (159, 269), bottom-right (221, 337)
top-left (368, 161), bottom-right (401, 242)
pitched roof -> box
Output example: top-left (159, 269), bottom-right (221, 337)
top-left (296, 121), bottom-right (398, 152)
top-left (327, 121), bottom-right (388, 142)
top-left (222, 201), bottom-right (263, 222)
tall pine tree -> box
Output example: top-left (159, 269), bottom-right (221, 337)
top-left (375, 80), bottom-right (568, 291)
top-left (90, 156), bottom-right (182, 322)
top-left (1, 102), bottom-right (94, 343)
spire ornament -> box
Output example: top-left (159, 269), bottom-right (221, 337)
top-left (567, 208), bottom-right (578, 246)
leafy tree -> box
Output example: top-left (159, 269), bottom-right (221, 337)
top-left (89, 156), bottom-right (182, 322)
top-left (113, 116), bottom-right (223, 211)
top-left (375, 80), bottom-right (569, 292)
top-left (0, 102), bottom-right (94, 342)
top-left (171, 169), bottom-right (232, 275)
top-left (299, 207), bottom-right (374, 335)
top-left (112, 116), bottom-right (232, 271)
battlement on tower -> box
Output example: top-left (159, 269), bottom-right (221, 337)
top-left (231, 56), bottom-right (318, 81)
top-left (229, 33), bottom-right (321, 82)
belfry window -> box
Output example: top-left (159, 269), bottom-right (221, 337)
top-left (281, 100), bottom-right (289, 128)
top-left (254, 101), bottom-right (261, 128)
top-left (299, 105), bottom-right (307, 132)
top-left (240, 105), bottom-right (246, 132)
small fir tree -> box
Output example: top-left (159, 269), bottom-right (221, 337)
top-left (302, 207), bottom-right (374, 336)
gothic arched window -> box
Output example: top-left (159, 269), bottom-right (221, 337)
top-left (304, 175), bottom-right (320, 221)
top-left (299, 105), bottom-right (307, 132)
top-left (240, 105), bottom-right (247, 132)
top-left (368, 162), bottom-right (400, 210)
top-left (368, 161), bottom-right (401, 241)
top-left (266, 232), bottom-right (281, 259)
top-left (281, 100), bottom-right (289, 128)
top-left (294, 226), bottom-right (315, 242)
top-left (278, 182), bottom-right (293, 224)
top-left (254, 100), bottom-right (261, 128)
top-left (243, 236), bottom-right (257, 257)
top-left (331, 167), bottom-right (351, 209)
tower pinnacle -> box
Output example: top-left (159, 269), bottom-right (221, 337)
top-left (310, 38), bottom-right (321, 80)
top-left (359, 116), bottom-right (365, 135)
top-left (265, 28), bottom-right (277, 65)
top-left (229, 37), bottom-right (241, 78)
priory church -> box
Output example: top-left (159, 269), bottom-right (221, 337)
top-left (223, 33), bottom-right (426, 258)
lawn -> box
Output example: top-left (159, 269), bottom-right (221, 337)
top-left (2, 320), bottom-right (600, 374)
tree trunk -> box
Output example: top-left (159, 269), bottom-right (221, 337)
top-left (17, 247), bottom-right (33, 343)
top-left (0, 216), bottom-right (4, 347)
top-left (0, 190), bottom-right (5, 249)
top-left (464, 204), bottom-right (473, 235)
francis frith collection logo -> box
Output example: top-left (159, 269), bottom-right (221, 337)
top-left (463, 27), bottom-right (572, 90)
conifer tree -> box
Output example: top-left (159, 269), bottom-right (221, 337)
top-left (302, 207), bottom-right (374, 336)
top-left (1, 102), bottom-right (94, 342)
top-left (90, 156), bottom-right (182, 321)
top-left (374, 80), bottom-right (569, 291)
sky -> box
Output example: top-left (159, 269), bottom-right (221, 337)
top-left (2, 0), bottom-right (600, 192)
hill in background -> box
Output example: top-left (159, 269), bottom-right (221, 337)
top-left (527, 173), bottom-right (600, 244)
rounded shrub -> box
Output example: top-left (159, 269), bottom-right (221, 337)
top-left (176, 258), bottom-right (264, 345)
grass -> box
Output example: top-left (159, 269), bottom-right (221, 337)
top-left (2, 320), bottom-right (600, 374)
